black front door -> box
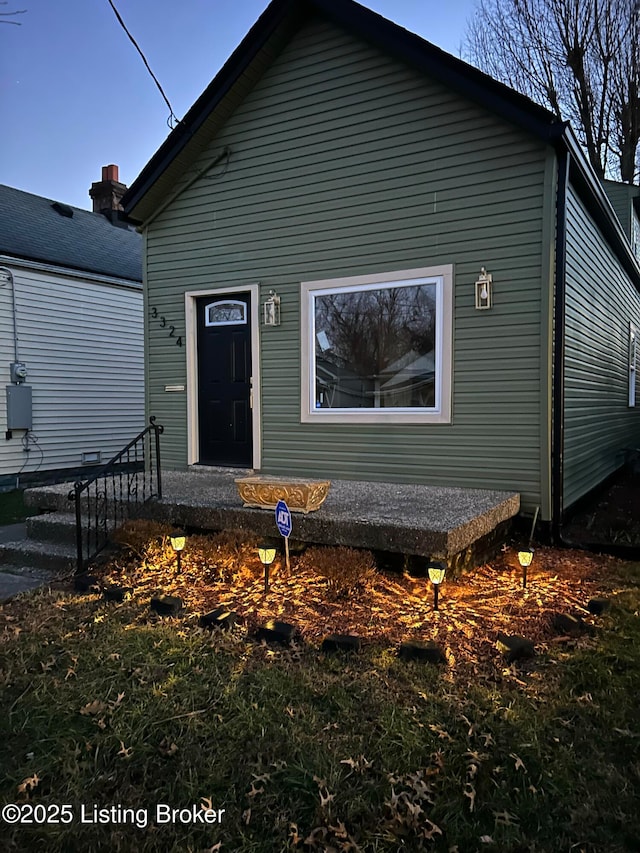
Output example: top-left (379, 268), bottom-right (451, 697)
top-left (197, 293), bottom-right (252, 467)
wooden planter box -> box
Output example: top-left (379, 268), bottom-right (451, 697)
top-left (235, 476), bottom-right (331, 513)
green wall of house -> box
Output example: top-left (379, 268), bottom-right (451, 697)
top-left (143, 14), bottom-right (554, 515)
top-left (601, 180), bottom-right (639, 241)
top-left (563, 182), bottom-right (640, 510)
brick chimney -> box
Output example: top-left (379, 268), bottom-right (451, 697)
top-left (89, 164), bottom-right (127, 215)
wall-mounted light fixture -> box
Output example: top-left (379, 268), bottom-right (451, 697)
top-left (475, 267), bottom-right (493, 310)
top-left (263, 290), bottom-right (281, 326)
top-left (427, 560), bottom-right (446, 610)
top-left (170, 530), bottom-right (186, 575)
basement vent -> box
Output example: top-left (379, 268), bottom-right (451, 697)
top-left (81, 451), bottom-right (101, 465)
top-left (51, 201), bottom-right (74, 218)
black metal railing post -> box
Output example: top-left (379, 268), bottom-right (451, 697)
top-left (74, 477), bottom-right (84, 575)
top-left (152, 415), bottom-right (163, 500)
top-left (70, 417), bottom-right (164, 575)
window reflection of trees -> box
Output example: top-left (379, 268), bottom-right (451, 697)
top-left (314, 284), bottom-right (437, 409)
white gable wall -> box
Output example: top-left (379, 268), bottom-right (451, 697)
top-left (0, 260), bottom-right (144, 487)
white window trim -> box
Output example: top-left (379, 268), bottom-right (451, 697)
top-left (300, 265), bottom-right (453, 424)
top-left (184, 284), bottom-right (261, 467)
top-left (629, 321), bottom-right (637, 408)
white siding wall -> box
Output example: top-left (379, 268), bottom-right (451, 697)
top-left (0, 263), bottom-right (144, 484)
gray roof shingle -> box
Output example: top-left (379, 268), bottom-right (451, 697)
top-left (0, 183), bottom-right (142, 282)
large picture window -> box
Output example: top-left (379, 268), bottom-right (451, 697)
top-left (301, 266), bottom-right (453, 424)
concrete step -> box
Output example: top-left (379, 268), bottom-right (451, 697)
top-left (27, 512), bottom-right (79, 546)
top-left (24, 483), bottom-right (77, 513)
top-left (0, 538), bottom-right (76, 573)
top-left (25, 481), bottom-right (156, 515)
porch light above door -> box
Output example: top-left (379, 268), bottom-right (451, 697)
top-left (475, 267), bottom-right (493, 310)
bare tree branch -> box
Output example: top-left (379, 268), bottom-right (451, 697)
top-left (465, 0), bottom-right (639, 182)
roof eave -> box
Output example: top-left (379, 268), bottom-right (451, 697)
top-left (0, 252), bottom-right (142, 287)
top-left (559, 124), bottom-right (640, 290)
top-left (123, 0), bottom-right (300, 220)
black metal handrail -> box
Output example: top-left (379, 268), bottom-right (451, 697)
top-left (69, 417), bottom-right (164, 575)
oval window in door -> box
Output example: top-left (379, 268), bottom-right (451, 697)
top-left (205, 300), bottom-right (247, 326)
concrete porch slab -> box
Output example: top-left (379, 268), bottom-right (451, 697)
top-left (25, 468), bottom-right (519, 560)
top-left (161, 470), bottom-right (520, 557)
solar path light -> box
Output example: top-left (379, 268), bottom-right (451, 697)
top-left (518, 506), bottom-right (539, 589)
top-left (169, 531), bottom-right (186, 575)
top-left (518, 549), bottom-right (534, 589)
top-left (427, 561), bottom-right (446, 611)
top-left (258, 545), bottom-right (277, 593)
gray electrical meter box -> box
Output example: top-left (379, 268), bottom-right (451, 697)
top-left (6, 384), bottom-right (33, 430)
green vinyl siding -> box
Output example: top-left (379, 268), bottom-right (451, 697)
top-left (601, 179), bottom-right (640, 243)
top-left (601, 180), bottom-right (633, 236)
top-left (144, 15), bottom-right (551, 512)
top-left (563, 182), bottom-right (640, 510)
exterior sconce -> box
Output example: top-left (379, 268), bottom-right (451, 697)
top-left (263, 290), bottom-right (281, 326)
top-left (258, 544), bottom-right (277, 592)
top-left (475, 267), bottom-right (493, 310)
top-left (427, 561), bottom-right (446, 610)
top-left (517, 548), bottom-right (534, 589)
top-left (170, 531), bottom-right (186, 575)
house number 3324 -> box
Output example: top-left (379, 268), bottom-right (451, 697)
top-left (150, 306), bottom-right (183, 346)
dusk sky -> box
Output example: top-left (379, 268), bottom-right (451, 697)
top-left (1, 0), bottom-right (478, 210)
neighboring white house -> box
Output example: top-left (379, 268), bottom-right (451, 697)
top-left (0, 167), bottom-right (144, 491)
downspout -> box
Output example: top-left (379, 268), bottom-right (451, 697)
top-left (551, 149), bottom-right (569, 543)
top-left (0, 266), bottom-right (20, 362)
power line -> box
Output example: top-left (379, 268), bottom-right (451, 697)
top-left (0, 3), bottom-right (27, 25)
top-left (106, 0), bottom-right (179, 129)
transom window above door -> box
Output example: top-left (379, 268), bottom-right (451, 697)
top-left (205, 300), bottom-right (247, 326)
top-left (301, 265), bottom-right (453, 424)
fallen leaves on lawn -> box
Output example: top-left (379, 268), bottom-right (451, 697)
top-left (16, 773), bottom-right (40, 795)
top-left (158, 738), bottom-right (179, 757)
top-left (463, 782), bottom-right (476, 812)
top-left (510, 752), bottom-right (526, 772)
top-left (79, 699), bottom-right (108, 717)
top-left (340, 755), bottom-right (372, 774)
top-left (494, 809), bottom-right (519, 826)
top-left (384, 767), bottom-right (441, 839)
top-left (117, 740), bottom-right (133, 760)
top-left (313, 775), bottom-right (335, 809)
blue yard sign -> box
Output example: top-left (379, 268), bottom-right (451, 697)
top-left (275, 499), bottom-right (292, 538)
top-left (275, 499), bottom-right (292, 570)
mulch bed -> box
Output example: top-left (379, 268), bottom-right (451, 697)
top-left (564, 465), bottom-right (640, 548)
top-left (82, 541), bottom-right (623, 684)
